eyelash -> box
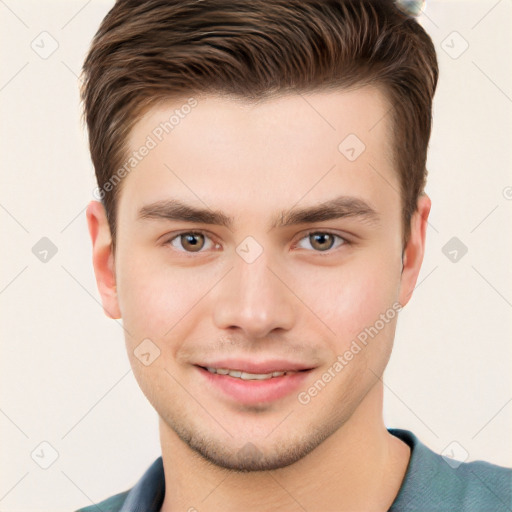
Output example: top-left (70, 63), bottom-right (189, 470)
top-left (163, 230), bottom-right (349, 256)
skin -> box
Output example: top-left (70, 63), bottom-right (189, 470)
top-left (87, 86), bottom-right (430, 511)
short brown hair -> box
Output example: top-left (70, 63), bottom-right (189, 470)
top-left (81, 0), bottom-right (438, 248)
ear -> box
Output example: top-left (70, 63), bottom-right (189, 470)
top-left (86, 200), bottom-right (121, 319)
top-left (398, 194), bottom-right (431, 307)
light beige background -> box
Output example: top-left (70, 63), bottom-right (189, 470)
top-left (1, 1), bottom-right (511, 510)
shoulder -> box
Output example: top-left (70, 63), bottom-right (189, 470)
top-left (73, 456), bottom-right (164, 512)
top-left (74, 490), bottom-right (129, 512)
top-left (388, 428), bottom-right (512, 512)
top-left (453, 458), bottom-right (511, 510)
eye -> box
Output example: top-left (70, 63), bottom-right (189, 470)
top-left (166, 231), bottom-right (217, 253)
top-left (164, 230), bottom-right (347, 254)
top-left (295, 231), bottom-right (346, 252)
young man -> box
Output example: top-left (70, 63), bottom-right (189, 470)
top-left (79, 0), bottom-right (511, 510)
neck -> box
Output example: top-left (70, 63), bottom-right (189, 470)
top-left (159, 382), bottom-right (410, 512)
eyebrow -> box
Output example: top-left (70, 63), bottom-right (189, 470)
top-left (137, 195), bottom-right (379, 230)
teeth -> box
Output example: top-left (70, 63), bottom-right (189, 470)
top-left (240, 371), bottom-right (271, 380)
top-left (205, 367), bottom-right (290, 380)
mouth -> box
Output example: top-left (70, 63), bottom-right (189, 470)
top-left (194, 361), bottom-right (316, 405)
top-left (200, 366), bottom-right (307, 380)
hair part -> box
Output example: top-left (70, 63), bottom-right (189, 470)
top-left (81, 0), bottom-right (438, 250)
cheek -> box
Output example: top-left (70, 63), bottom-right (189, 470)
top-left (311, 254), bottom-right (401, 346)
top-left (115, 253), bottom-right (202, 345)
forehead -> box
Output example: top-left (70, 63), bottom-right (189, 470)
top-left (129, 86), bottom-right (392, 149)
top-left (119, 87), bottom-right (398, 223)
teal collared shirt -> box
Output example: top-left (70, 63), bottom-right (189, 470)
top-left (75, 429), bottom-right (512, 511)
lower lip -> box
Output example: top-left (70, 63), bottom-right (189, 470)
top-left (196, 366), bottom-right (313, 405)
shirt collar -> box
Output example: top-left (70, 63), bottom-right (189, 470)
top-left (119, 456), bottom-right (165, 512)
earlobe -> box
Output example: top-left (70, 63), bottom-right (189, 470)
top-left (86, 200), bottom-right (122, 319)
top-left (398, 194), bottom-right (431, 307)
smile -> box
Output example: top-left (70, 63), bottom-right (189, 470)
top-left (196, 364), bottom-right (313, 404)
top-left (204, 367), bottom-right (299, 380)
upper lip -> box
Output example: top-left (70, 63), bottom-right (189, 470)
top-left (195, 359), bottom-right (316, 374)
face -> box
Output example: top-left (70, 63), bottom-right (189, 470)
top-left (87, 87), bottom-right (429, 471)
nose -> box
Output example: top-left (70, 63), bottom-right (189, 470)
top-left (212, 248), bottom-right (296, 339)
